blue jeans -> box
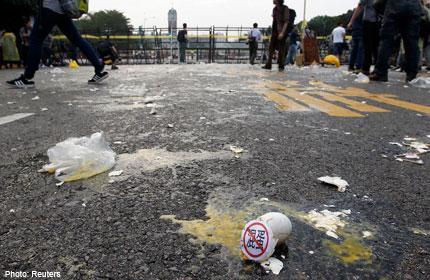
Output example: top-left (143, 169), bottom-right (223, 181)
top-left (349, 37), bottom-right (364, 69)
top-left (286, 43), bottom-right (297, 65)
top-left (25, 8), bottom-right (103, 79)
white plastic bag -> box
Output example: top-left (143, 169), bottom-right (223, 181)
top-left (409, 77), bottom-right (430, 89)
top-left (354, 73), bottom-right (370, 84)
top-left (43, 132), bottom-right (116, 182)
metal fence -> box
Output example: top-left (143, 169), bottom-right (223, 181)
top-left (52, 26), bottom-right (340, 65)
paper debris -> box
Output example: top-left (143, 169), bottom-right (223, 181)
top-left (309, 251), bottom-right (315, 255)
top-left (31, 96), bottom-right (40, 100)
top-left (108, 170), bottom-right (124, 177)
top-left (229, 146), bottom-right (244, 154)
top-left (260, 198), bottom-right (270, 202)
top-left (318, 176), bottom-right (349, 192)
top-left (305, 209), bottom-right (349, 236)
top-left (40, 108), bottom-right (49, 112)
top-left (56, 181), bottom-right (64, 187)
top-left (326, 231), bottom-right (339, 239)
top-left (389, 142), bottom-right (403, 147)
top-left (9, 209), bottom-right (15, 213)
top-left (260, 258), bottom-right (283, 275)
top-left (362, 231), bottom-right (373, 238)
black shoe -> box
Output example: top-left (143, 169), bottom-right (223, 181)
top-left (262, 65), bottom-right (272, 70)
top-left (369, 73), bottom-right (388, 82)
top-left (88, 72), bottom-right (109, 84)
top-left (7, 75), bottom-right (35, 88)
top-left (111, 65), bottom-right (119, 70)
top-left (406, 74), bottom-right (417, 82)
top-left (278, 67), bottom-right (285, 72)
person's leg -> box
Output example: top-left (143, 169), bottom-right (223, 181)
top-left (251, 42), bottom-right (258, 64)
top-left (362, 22), bottom-right (373, 73)
top-left (349, 38), bottom-right (358, 70)
top-left (356, 37), bottom-right (364, 70)
top-left (371, 22), bottom-right (381, 69)
top-left (57, 16), bottom-right (103, 74)
top-left (400, 14), bottom-right (421, 80)
top-left (24, 9), bottom-right (57, 79)
top-left (264, 35), bottom-right (276, 69)
top-left (278, 39), bottom-right (287, 70)
top-left (373, 7), bottom-right (398, 78)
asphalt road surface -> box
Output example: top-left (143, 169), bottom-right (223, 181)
top-left (0, 64), bottom-right (429, 280)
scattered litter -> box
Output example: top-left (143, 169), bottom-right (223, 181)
top-left (108, 179), bottom-right (115, 184)
top-left (417, 114), bottom-right (423, 117)
top-left (150, 108), bottom-right (157, 115)
top-left (389, 142), bottom-right (403, 147)
top-left (323, 205), bottom-right (336, 208)
top-left (0, 113), bottom-right (34, 126)
top-left (362, 231), bottom-right (373, 238)
top-left (82, 203), bottom-right (86, 207)
top-left (260, 198), bottom-right (270, 202)
top-left (7, 102), bottom-right (15, 105)
top-left (305, 209), bottom-right (349, 239)
top-left (403, 85), bottom-right (409, 88)
top-left (68, 103), bottom-right (73, 106)
top-left (260, 257), bottom-right (283, 275)
top-left (229, 146), bottom-right (244, 155)
top-left (404, 137), bottom-right (417, 141)
top-left (281, 255), bottom-right (286, 259)
top-left (361, 101), bottom-right (367, 104)
top-left (69, 60), bottom-right (79, 69)
top-left (167, 124), bottom-right (174, 128)
top-left (50, 68), bottom-right (65, 74)
top-left (381, 154), bottom-right (388, 158)
top-left (318, 176), bottom-right (349, 192)
top-left (200, 117), bottom-right (207, 120)
top-left (409, 77), bottom-right (430, 89)
top-left (411, 228), bottom-right (429, 236)
top-left (40, 108), bottom-right (49, 112)
top-left (323, 55), bottom-right (340, 68)
top-left (309, 251), bottom-right (315, 255)
top-left (108, 170), bottom-right (123, 177)
top-left (56, 181), bottom-right (64, 187)
top-left (344, 132), bottom-right (351, 135)
top-left (89, 88), bottom-right (100, 92)
top-left (42, 132), bottom-right (116, 182)
top-left (326, 231), bottom-right (339, 239)
top-left (241, 212), bottom-right (292, 262)
top-left (9, 209), bottom-right (15, 213)
top-left (354, 73), bottom-right (370, 84)
top-left (31, 96), bottom-right (40, 101)
top-left (229, 89), bottom-right (238, 93)
top-left (269, 138), bottom-right (275, 142)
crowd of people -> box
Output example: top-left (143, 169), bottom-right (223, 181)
top-left (3, 0), bottom-right (430, 88)
top-left (248, 0), bottom-right (430, 83)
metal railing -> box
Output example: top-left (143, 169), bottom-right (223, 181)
top-left (51, 26), bottom-right (343, 65)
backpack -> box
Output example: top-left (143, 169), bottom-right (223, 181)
top-left (287, 8), bottom-right (297, 33)
top-left (60, 0), bottom-right (89, 19)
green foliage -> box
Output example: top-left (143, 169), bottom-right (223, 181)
top-left (76, 10), bottom-right (132, 35)
top-left (0, 0), bottom-right (39, 29)
top-left (308, 10), bottom-right (353, 36)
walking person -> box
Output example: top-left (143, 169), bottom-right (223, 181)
top-left (369, 0), bottom-right (422, 82)
top-left (348, 0), bottom-right (381, 76)
top-left (177, 23), bottom-right (188, 64)
top-left (262, 0), bottom-right (292, 71)
top-left (248, 23), bottom-right (262, 65)
top-left (286, 28), bottom-right (299, 65)
top-left (348, 9), bottom-right (365, 72)
top-left (7, 0), bottom-right (108, 88)
top-left (331, 22), bottom-right (346, 61)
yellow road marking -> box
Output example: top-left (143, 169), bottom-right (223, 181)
top-left (313, 92), bottom-right (390, 113)
top-left (280, 90), bottom-right (364, 117)
top-left (265, 92), bottom-right (311, 111)
top-left (338, 87), bottom-right (430, 115)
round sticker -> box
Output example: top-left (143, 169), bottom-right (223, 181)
top-left (241, 220), bottom-right (274, 262)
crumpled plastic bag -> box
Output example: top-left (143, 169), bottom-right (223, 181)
top-left (354, 73), bottom-right (370, 84)
top-left (409, 77), bottom-right (430, 89)
top-left (42, 132), bottom-right (116, 182)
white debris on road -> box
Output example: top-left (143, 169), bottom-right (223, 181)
top-left (305, 209), bottom-right (350, 239)
top-left (108, 170), bottom-right (124, 177)
top-left (260, 257), bottom-right (284, 275)
top-left (318, 176), bottom-right (349, 192)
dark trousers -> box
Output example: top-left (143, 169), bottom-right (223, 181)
top-left (179, 42), bottom-right (187, 63)
top-left (20, 45), bottom-right (29, 66)
top-left (349, 36), bottom-right (364, 69)
top-left (375, 0), bottom-right (421, 77)
top-left (24, 8), bottom-right (103, 79)
top-left (249, 40), bottom-right (258, 65)
top-left (363, 21), bottom-right (380, 72)
top-left (266, 34), bottom-right (287, 69)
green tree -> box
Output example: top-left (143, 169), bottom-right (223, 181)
top-left (308, 10), bottom-right (353, 36)
top-left (76, 10), bottom-right (132, 35)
